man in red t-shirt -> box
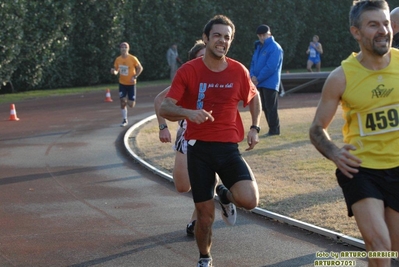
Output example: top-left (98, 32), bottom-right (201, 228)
top-left (160, 15), bottom-right (261, 267)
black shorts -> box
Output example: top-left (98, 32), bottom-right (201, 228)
top-left (119, 83), bottom-right (136, 101)
top-left (336, 166), bottom-right (399, 217)
top-left (187, 141), bottom-right (255, 203)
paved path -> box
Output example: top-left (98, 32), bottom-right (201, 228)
top-left (0, 87), bottom-right (384, 267)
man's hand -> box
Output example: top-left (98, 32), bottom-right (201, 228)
top-left (251, 76), bottom-right (258, 86)
top-left (110, 68), bottom-right (117, 75)
top-left (246, 129), bottom-right (259, 151)
top-left (331, 144), bottom-right (362, 178)
top-left (187, 109), bottom-right (214, 124)
top-left (159, 128), bottom-right (172, 143)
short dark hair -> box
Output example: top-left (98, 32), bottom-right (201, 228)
top-left (188, 40), bottom-right (206, 60)
top-left (350, 0), bottom-right (389, 28)
top-left (203, 15), bottom-right (235, 39)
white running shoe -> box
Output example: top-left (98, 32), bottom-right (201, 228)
top-left (120, 119), bottom-right (128, 127)
top-left (216, 184), bottom-right (237, 226)
top-left (197, 258), bottom-right (213, 267)
top-left (218, 200), bottom-right (236, 226)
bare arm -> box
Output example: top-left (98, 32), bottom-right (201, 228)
top-left (306, 42), bottom-right (312, 54)
top-left (317, 43), bottom-right (323, 54)
top-left (154, 86), bottom-right (172, 143)
top-left (110, 66), bottom-right (118, 75)
top-left (309, 67), bottom-right (361, 178)
top-left (135, 64), bottom-right (143, 78)
top-left (246, 92), bottom-right (262, 151)
top-left (160, 97), bottom-right (214, 124)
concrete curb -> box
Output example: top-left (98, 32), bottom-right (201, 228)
top-left (124, 114), bottom-right (365, 250)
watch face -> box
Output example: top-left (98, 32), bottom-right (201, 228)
top-left (159, 124), bottom-right (167, 130)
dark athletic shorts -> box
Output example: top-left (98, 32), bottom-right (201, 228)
top-left (119, 83), bottom-right (136, 101)
top-left (187, 140), bottom-right (255, 203)
top-left (336, 166), bottom-right (399, 217)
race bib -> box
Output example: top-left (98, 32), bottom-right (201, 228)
top-left (119, 65), bottom-right (129, 76)
top-left (310, 48), bottom-right (316, 58)
top-left (357, 104), bottom-right (399, 136)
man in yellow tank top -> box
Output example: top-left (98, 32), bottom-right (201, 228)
top-left (110, 42), bottom-right (143, 127)
top-left (309, 1), bottom-right (399, 266)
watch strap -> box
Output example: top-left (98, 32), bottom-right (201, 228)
top-left (250, 125), bottom-right (260, 133)
top-left (159, 124), bottom-right (168, 130)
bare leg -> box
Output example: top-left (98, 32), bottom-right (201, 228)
top-left (352, 198), bottom-right (392, 267)
top-left (173, 152), bottom-right (197, 223)
top-left (306, 60), bottom-right (313, 72)
top-left (194, 199), bottom-right (215, 255)
top-left (120, 97), bottom-right (127, 109)
top-left (127, 100), bottom-right (136, 108)
top-left (173, 152), bottom-right (190, 193)
top-left (385, 207), bottom-right (399, 261)
top-left (228, 180), bottom-right (259, 210)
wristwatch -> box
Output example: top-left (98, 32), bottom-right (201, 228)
top-left (250, 125), bottom-right (261, 133)
top-left (159, 124), bottom-right (168, 130)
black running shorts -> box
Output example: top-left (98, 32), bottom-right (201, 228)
top-left (187, 140), bottom-right (255, 203)
top-left (336, 166), bottom-right (399, 217)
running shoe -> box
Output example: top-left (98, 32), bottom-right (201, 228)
top-left (197, 258), bottom-right (213, 267)
top-left (120, 119), bottom-right (128, 127)
top-left (216, 185), bottom-right (237, 226)
top-left (186, 220), bottom-right (196, 236)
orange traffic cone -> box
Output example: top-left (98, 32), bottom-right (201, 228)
top-left (9, 104), bottom-right (20, 121)
top-left (104, 88), bottom-right (113, 102)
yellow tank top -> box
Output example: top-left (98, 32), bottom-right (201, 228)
top-left (341, 50), bottom-right (399, 169)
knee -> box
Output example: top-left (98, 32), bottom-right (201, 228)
top-left (236, 196), bottom-right (258, 210)
top-left (230, 181), bottom-right (259, 210)
top-left (128, 101), bottom-right (136, 108)
top-left (172, 171), bottom-right (191, 193)
top-left (363, 232), bottom-right (391, 252)
top-left (197, 214), bottom-right (214, 228)
top-left (120, 99), bottom-right (127, 108)
top-left (174, 183), bottom-right (190, 193)
top-left (196, 203), bottom-right (215, 225)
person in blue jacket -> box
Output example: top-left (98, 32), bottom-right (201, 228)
top-left (250, 24), bottom-right (284, 136)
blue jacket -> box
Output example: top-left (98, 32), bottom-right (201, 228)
top-left (249, 36), bottom-right (283, 91)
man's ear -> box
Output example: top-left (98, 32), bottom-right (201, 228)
top-left (202, 33), bottom-right (208, 45)
top-left (350, 26), bottom-right (361, 41)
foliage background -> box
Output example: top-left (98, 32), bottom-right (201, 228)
top-left (2, 0), bottom-right (399, 92)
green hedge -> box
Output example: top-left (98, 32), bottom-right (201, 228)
top-left (2, 0), bottom-right (399, 92)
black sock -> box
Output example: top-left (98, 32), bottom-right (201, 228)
top-left (200, 252), bottom-right (211, 259)
top-left (218, 187), bottom-right (230, 204)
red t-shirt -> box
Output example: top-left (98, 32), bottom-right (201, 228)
top-left (166, 57), bottom-right (257, 143)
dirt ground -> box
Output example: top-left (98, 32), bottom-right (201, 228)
top-left (132, 92), bottom-right (362, 240)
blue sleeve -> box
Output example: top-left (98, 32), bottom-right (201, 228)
top-left (257, 45), bottom-right (282, 84)
top-left (249, 43), bottom-right (258, 77)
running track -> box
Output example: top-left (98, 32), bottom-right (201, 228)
top-left (0, 87), bottom-right (382, 267)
